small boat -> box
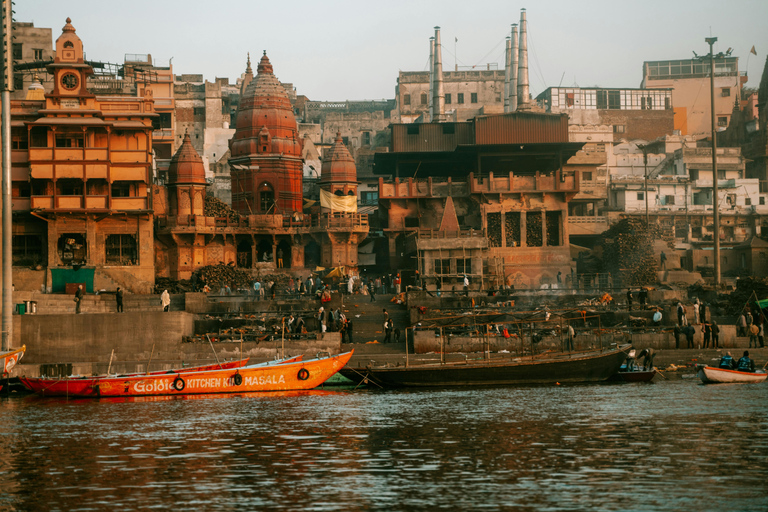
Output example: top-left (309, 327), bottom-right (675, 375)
top-left (608, 364), bottom-right (657, 382)
top-left (19, 356), bottom-right (282, 397)
top-left (63, 351), bottom-right (352, 398)
top-left (349, 344), bottom-right (630, 388)
top-left (1, 345), bottom-right (25, 375)
top-left (697, 366), bottom-right (768, 384)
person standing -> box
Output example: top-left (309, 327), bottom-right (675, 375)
top-left (556, 271), bottom-right (562, 286)
top-left (676, 302), bottom-right (684, 326)
top-left (711, 321), bottom-right (720, 349)
top-left (346, 319), bottom-right (353, 344)
top-left (464, 275), bottom-right (470, 296)
top-left (685, 325), bottom-right (695, 348)
top-left (74, 285), bottom-right (84, 314)
top-left (384, 319), bottom-right (394, 343)
top-left (660, 250), bottom-right (667, 270)
top-left (699, 303), bottom-right (707, 324)
top-left (749, 324), bottom-right (760, 348)
top-left (394, 273), bottom-right (401, 294)
top-left (627, 290), bottom-right (634, 312)
top-left (161, 289), bottom-right (171, 312)
top-left (348, 275), bottom-right (354, 295)
top-left (369, 281), bottom-right (376, 302)
top-left (566, 324), bottom-right (575, 351)
top-left (277, 248), bottom-right (284, 268)
top-left (115, 287), bottom-right (124, 313)
top-left (702, 322), bottom-right (711, 349)
top-left (693, 301), bottom-right (700, 325)
top-left (253, 279), bottom-right (261, 300)
top-left (673, 324), bottom-right (682, 349)
top-left (737, 312), bottom-right (747, 337)
top-left (638, 348), bottom-right (655, 371)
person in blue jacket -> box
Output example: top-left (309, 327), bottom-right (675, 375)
top-left (736, 351), bottom-right (755, 372)
top-left (718, 351), bottom-right (735, 370)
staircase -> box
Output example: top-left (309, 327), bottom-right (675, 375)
top-left (338, 292), bottom-right (410, 347)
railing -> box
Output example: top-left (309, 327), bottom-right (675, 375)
top-left (417, 229), bottom-right (486, 239)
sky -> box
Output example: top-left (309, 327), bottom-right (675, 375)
top-left (16, 0), bottom-right (768, 101)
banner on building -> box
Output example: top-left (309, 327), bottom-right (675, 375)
top-left (319, 189), bottom-right (357, 212)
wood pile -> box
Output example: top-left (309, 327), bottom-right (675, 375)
top-left (600, 218), bottom-right (671, 286)
top-left (487, 213), bottom-right (502, 247)
top-left (204, 196), bottom-right (240, 222)
top-left (526, 212), bottom-right (542, 247)
top-left (195, 263), bottom-right (252, 288)
top-left (505, 212), bottom-right (520, 246)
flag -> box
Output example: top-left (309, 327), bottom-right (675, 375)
top-left (750, 45), bottom-right (757, 55)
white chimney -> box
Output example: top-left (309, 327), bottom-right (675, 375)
top-left (428, 36), bottom-right (435, 122)
top-left (510, 23), bottom-right (519, 112)
top-left (504, 36), bottom-right (512, 113)
top-left (517, 9), bottom-right (529, 107)
top-left (433, 26), bottom-right (445, 121)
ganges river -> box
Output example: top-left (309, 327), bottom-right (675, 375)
top-left (1, 379), bottom-right (767, 512)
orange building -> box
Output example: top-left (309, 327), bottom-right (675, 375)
top-left (8, 19), bottom-right (156, 293)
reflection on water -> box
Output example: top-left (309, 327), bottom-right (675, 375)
top-left (1, 381), bottom-right (767, 511)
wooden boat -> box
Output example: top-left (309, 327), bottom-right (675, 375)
top-left (1, 345), bottom-right (25, 375)
top-left (607, 364), bottom-right (657, 382)
top-left (19, 356), bottom-right (283, 397)
top-left (349, 344), bottom-right (630, 388)
top-left (68, 351), bottom-right (352, 398)
top-left (697, 366), bottom-right (768, 384)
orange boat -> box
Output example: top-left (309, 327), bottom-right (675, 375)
top-left (19, 356), bottom-right (292, 397)
top-left (86, 351), bottom-right (353, 398)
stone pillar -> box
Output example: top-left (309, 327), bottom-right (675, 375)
top-left (542, 210), bottom-right (547, 247)
top-left (500, 211), bottom-right (506, 247)
top-left (520, 211), bottom-right (526, 247)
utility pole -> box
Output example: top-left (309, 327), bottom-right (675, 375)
top-left (638, 144), bottom-right (649, 224)
top-left (705, 36), bottom-right (721, 286)
top-left (1, 0), bottom-right (14, 351)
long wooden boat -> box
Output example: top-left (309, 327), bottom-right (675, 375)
top-left (348, 344), bottom-right (630, 388)
top-left (71, 351), bottom-right (352, 398)
top-left (19, 356), bottom-right (295, 397)
top-left (1, 345), bottom-right (25, 375)
top-left (697, 366), bottom-right (768, 384)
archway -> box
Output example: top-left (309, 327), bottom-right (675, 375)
top-left (256, 237), bottom-right (273, 263)
top-left (277, 239), bottom-right (292, 269)
top-left (236, 237), bottom-right (252, 268)
top-left (304, 239), bottom-right (321, 268)
top-left (258, 182), bottom-right (275, 213)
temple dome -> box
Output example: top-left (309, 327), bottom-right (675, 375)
top-left (230, 52), bottom-right (301, 158)
top-left (320, 133), bottom-right (357, 184)
top-left (168, 133), bottom-right (206, 186)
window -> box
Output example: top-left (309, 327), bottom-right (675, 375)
top-left (13, 73), bottom-right (23, 90)
top-left (582, 171), bottom-right (593, 181)
top-left (259, 182), bottom-right (275, 212)
top-left (406, 124), bottom-right (419, 135)
top-left (470, 93), bottom-right (478, 104)
top-left (641, 96), bottom-right (653, 109)
top-left (152, 112), bottom-right (172, 130)
top-left (34, 49), bottom-right (44, 60)
top-left (360, 191), bottom-right (378, 205)
top-left (718, 116), bottom-right (728, 127)
top-left (11, 128), bottom-right (28, 150)
top-left (445, 93), bottom-right (451, 104)
top-left (420, 92), bottom-right (428, 105)
top-left (403, 94), bottom-right (411, 106)
top-left (608, 90), bottom-right (620, 109)
top-left (596, 143), bottom-right (606, 152)
top-left (111, 181), bottom-right (132, 198)
top-left (12, 43), bottom-right (22, 60)
top-left (105, 234), bottom-right (138, 265)
top-left (760, 197), bottom-right (765, 205)
top-left (566, 93), bottom-right (575, 107)
top-left (597, 90), bottom-right (607, 109)
top-left (637, 192), bottom-right (644, 201)
top-left (55, 132), bottom-right (84, 148)
top-left (456, 258), bottom-right (471, 275)
top-left (718, 170), bottom-right (726, 180)
top-left (613, 125), bottom-right (625, 134)
top-left (435, 258), bottom-right (451, 275)
top-left (721, 88), bottom-right (731, 97)
top-left (193, 107), bottom-right (205, 117)
top-left (665, 195), bottom-right (675, 205)
top-left (361, 131), bottom-right (371, 146)
top-left (457, 93), bottom-right (464, 104)
top-left (58, 179), bottom-right (83, 196)
top-left (745, 197), bottom-right (752, 206)
top-left (12, 235), bottom-right (44, 266)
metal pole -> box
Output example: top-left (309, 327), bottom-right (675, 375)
top-left (643, 149), bottom-right (649, 224)
top-left (706, 36), bottom-right (721, 286)
top-left (1, 0), bottom-right (13, 352)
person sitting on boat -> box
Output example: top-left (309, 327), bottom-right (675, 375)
top-left (718, 351), bottom-right (736, 370)
top-left (736, 351), bottom-right (756, 373)
top-left (637, 348), bottom-right (655, 371)
top-left (623, 349), bottom-right (637, 371)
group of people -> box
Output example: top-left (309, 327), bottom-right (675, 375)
top-left (311, 306), bottom-right (354, 343)
top-left (719, 350), bottom-right (756, 372)
top-left (626, 288), bottom-right (649, 311)
top-left (736, 308), bottom-right (766, 348)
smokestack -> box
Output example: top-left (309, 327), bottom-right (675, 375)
top-left (428, 36), bottom-right (435, 122)
top-left (433, 26), bottom-right (445, 121)
top-left (517, 9), bottom-right (529, 107)
top-left (503, 36), bottom-right (512, 113)
top-left (510, 23), bottom-right (519, 112)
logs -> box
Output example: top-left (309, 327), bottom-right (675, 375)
top-left (204, 196), bottom-right (240, 222)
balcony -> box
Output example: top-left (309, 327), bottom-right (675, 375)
top-left (30, 196), bottom-right (53, 209)
top-left (85, 196), bottom-right (107, 209)
top-left (111, 150), bottom-right (148, 164)
top-left (112, 197), bottom-right (148, 210)
top-left (56, 196), bottom-right (83, 209)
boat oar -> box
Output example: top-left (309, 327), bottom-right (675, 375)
top-left (206, 334), bottom-right (223, 369)
top-left (106, 349), bottom-right (114, 375)
top-left (146, 344), bottom-right (155, 375)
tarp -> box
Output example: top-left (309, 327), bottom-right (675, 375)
top-left (755, 299), bottom-right (768, 309)
top-left (324, 267), bottom-right (345, 279)
top-left (319, 189), bottom-right (357, 212)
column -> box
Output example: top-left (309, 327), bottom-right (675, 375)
top-left (520, 211), bottom-right (526, 247)
top-left (542, 210), bottom-right (547, 247)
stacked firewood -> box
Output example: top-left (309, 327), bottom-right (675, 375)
top-left (505, 213), bottom-right (520, 246)
top-left (195, 263), bottom-right (252, 288)
top-left (526, 212), bottom-right (543, 247)
top-left (204, 196), bottom-right (240, 222)
top-left (600, 218), bottom-right (669, 286)
top-left (487, 213), bottom-right (502, 247)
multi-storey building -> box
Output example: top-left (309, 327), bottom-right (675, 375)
top-left (9, 19), bottom-right (156, 293)
top-left (642, 56), bottom-right (746, 139)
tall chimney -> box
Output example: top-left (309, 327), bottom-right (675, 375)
top-left (428, 36), bottom-right (435, 122)
top-left (433, 26), bottom-right (445, 122)
top-left (503, 36), bottom-right (512, 113)
top-left (517, 9), bottom-right (529, 107)
top-left (510, 23), bottom-right (519, 112)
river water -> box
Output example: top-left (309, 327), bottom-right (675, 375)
top-left (1, 379), bottom-right (767, 512)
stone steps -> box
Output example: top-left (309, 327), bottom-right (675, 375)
top-left (339, 293), bottom-right (409, 344)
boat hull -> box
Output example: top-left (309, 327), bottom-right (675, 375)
top-left (697, 366), bottom-right (768, 384)
top-left (362, 345), bottom-right (630, 387)
top-left (19, 357), bottom-right (265, 397)
top-left (86, 351), bottom-right (352, 397)
top-left (1, 345), bottom-right (25, 375)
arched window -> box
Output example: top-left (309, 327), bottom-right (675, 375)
top-left (421, 92), bottom-right (428, 105)
top-left (258, 182), bottom-right (274, 213)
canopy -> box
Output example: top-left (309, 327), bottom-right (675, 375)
top-left (319, 189), bottom-right (357, 212)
